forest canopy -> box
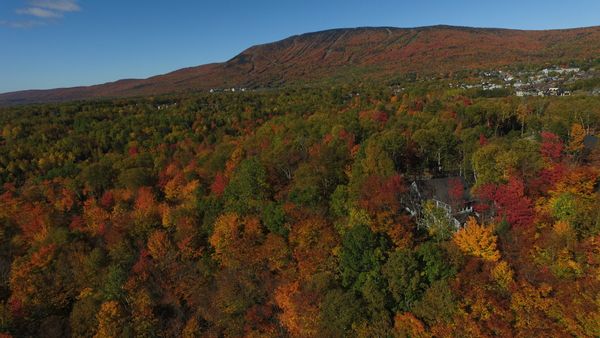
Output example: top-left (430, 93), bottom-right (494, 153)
top-left (0, 83), bottom-right (599, 337)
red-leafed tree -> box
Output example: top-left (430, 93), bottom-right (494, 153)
top-left (210, 171), bottom-right (228, 197)
top-left (448, 178), bottom-right (465, 209)
top-left (479, 133), bottom-right (488, 146)
top-left (359, 174), bottom-right (406, 214)
top-left (540, 131), bottom-right (564, 162)
top-left (475, 176), bottom-right (535, 228)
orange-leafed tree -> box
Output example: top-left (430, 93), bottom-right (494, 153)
top-left (209, 213), bottom-right (264, 269)
top-left (394, 312), bottom-right (430, 338)
top-left (94, 301), bottom-right (128, 338)
top-left (274, 281), bottom-right (320, 337)
top-left (510, 283), bottom-right (568, 337)
top-left (288, 216), bottom-right (338, 280)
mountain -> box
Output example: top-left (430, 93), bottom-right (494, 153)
top-left (3, 25), bottom-right (600, 105)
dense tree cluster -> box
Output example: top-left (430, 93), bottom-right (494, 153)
top-left (0, 84), bottom-right (599, 336)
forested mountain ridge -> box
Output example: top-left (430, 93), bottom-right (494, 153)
top-left (3, 25), bottom-right (600, 105)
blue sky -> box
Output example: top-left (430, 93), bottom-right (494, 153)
top-left (1, 0), bottom-right (599, 93)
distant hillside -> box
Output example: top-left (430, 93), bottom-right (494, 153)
top-left (3, 25), bottom-right (600, 105)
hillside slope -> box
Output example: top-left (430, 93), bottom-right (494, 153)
top-left (3, 25), bottom-right (600, 105)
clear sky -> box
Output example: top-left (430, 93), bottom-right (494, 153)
top-left (1, 0), bottom-right (599, 93)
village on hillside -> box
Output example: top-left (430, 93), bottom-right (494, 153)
top-left (207, 65), bottom-right (600, 98)
top-left (450, 65), bottom-right (600, 96)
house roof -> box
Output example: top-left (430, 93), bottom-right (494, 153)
top-left (414, 176), bottom-right (470, 204)
top-left (584, 135), bottom-right (599, 150)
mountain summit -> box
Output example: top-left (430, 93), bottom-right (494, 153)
top-left (3, 25), bottom-right (600, 105)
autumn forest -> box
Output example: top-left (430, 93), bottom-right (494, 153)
top-left (0, 79), bottom-right (599, 337)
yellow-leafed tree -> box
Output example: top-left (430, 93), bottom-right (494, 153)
top-left (491, 261), bottom-right (514, 289)
top-left (568, 123), bottom-right (586, 153)
top-left (453, 217), bottom-right (500, 262)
